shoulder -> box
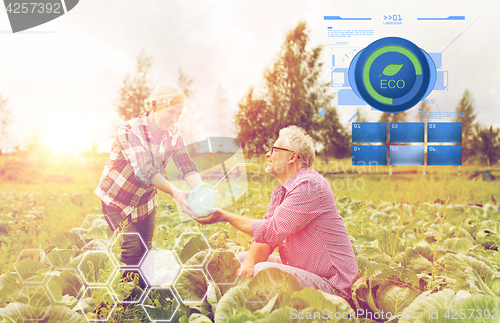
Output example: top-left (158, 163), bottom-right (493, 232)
top-left (117, 116), bottom-right (144, 135)
top-left (114, 118), bottom-right (149, 148)
top-left (289, 168), bottom-right (327, 190)
top-left (284, 169), bottom-right (333, 204)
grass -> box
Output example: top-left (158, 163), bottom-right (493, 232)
top-left (250, 155), bottom-right (500, 204)
top-left (0, 182), bottom-right (101, 272)
top-left (0, 153), bottom-right (499, 272)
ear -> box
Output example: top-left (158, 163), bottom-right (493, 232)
top-left (288, 152), bottom-right (299, 164)
top-left (151, 100), bottom-right (157, 112)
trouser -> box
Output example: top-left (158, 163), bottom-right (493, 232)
top-left (102, 201), bottom-right (155, 266)
top-left (236, 251), bottom-right (340, 297)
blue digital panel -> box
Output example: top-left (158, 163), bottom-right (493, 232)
top-left (390, 145), bottom-right (425, 165)
top-left (427, 146), bottom-right (462, 166)
top-left (390, 123), bottom-right (424, 143)
top-left (352, 146), bottom-right (387, 165)
top-left (352, 123), bottom-right (387, 143)
top-left (427, 122), bottom-right (462, 143)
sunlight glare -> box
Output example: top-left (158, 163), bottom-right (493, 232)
top-left (40, 113), bottom-right (91, 154)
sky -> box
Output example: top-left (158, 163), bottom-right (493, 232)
top-left (0, 0), bottom-right (499, 153)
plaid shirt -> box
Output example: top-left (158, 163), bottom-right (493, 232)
top-left (252, 167), bottom-right (359, 300)
top-left (95, 112), bottom-right (198, 223)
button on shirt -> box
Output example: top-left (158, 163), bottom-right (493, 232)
top-left (95, 112), bottom-right (198, 223)
top-left (251, 167), bottom-right (359, 300)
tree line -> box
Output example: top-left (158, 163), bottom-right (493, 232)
top-left (234, 22), bottom-right (349, 160)
top-left (0, 22), bottom-right (498, 168)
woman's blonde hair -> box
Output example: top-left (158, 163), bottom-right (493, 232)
top-left (145, 84), bottom-right (186, 112)
top-left (279, 125), bottom-right (315, 167)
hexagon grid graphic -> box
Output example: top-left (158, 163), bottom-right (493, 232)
top-left (14, 249), bottom-right (52, 284)
top-left (141, 287), bottom-right (180, 322)
top-left (109, 268), bottom-right (148, 304)
top-left (13, 285), bottom-right (52, 321)
top-left (77, 250), bottom-right (118, 286)
top-left (140, 250), bottom-right (181, 287)
top-left (74, 214), bottom-right (114, 250)
top-left (173, 268), bottom-right (209, 304)
top-left (108, 232), bottom-right (148, 267)
top-left (46, 268), bottom-right (85, 303)
top-left (79, 286), bottom-right (117, 322)
top-left (173, 232), bottom-right (211, 267)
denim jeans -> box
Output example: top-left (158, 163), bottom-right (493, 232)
top-left (236, 251), bottom-right (340, 296)
top-left (102, 201), bottom-right (155, 266)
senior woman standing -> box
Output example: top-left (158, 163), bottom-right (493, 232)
top-left (96, 84), bottom-right (202, 266)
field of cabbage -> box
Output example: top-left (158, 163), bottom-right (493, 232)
top-left (0, 172), bottom-right (500, 322)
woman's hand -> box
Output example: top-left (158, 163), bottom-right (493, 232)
top-left (172, 188), bottom-right (191, 210)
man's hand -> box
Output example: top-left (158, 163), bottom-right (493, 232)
top-left (233, 263), bottom-right (253, 277)
top-left (182, 207), bottom-right (225, 224)
top-left (232, 242), bottom-right (272, 278)
top-left (234, 256), bottom-right (257, 277)
top-left (181, 203), bottom-right (254, 236)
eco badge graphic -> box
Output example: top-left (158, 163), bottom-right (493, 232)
top-left (349, 37), bottom-right (436, 113)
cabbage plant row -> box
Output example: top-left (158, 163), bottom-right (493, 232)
top-left (0, 197), bottom-right (499, 322)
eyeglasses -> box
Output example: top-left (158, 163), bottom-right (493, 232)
top-left (269, 146), bottom-right (300, 158)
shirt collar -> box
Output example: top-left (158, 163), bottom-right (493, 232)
top-left (142, 111), bottom-right (171, 143)
top-left (282, 167), bottom-right (309, 191)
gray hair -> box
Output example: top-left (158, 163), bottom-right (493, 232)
top-left (145, 84), bottom-right (186, 111)
top-left (279, 125), bottom-right (315, 167)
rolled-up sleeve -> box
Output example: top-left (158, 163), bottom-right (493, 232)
top-left (171, 135), bottom-right (198, 179)
top-left (116, 125), bottom-right (159, 185)
top-left (251, 180), bottom-right (322, 247)
top-left (252, 219), bottom-right (267, 243)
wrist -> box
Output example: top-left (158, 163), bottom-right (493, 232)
top-left (241, 257), bottom-right (256, 268)
top-left (220, 210), bottom-right (231, 223)
top-left (171, 186), bottom-right (180, 198)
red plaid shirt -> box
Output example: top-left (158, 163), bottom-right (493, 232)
top-left (251, 167), bottom-right (359, 300)
top-left (95, 112), bottom-right (198, 222)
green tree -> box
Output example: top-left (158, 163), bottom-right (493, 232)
top-left (454, 89), bottom-right (477, 163)
top-left (235, 21), bottom-right (347, 157)
top-left (235, 88), bottom-right (273, 156)
top-left (115, 50), bottom-right (153, 121)
top-left (475, 125), bottom-right (500, 168)
top-left (316, 107), bottom-right (350, 161)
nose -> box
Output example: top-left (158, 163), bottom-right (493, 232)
top-left (266, 150), bottom-right (271, 157)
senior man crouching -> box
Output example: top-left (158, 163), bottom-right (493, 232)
top-left (183, 125), bottom-right (359, 301)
